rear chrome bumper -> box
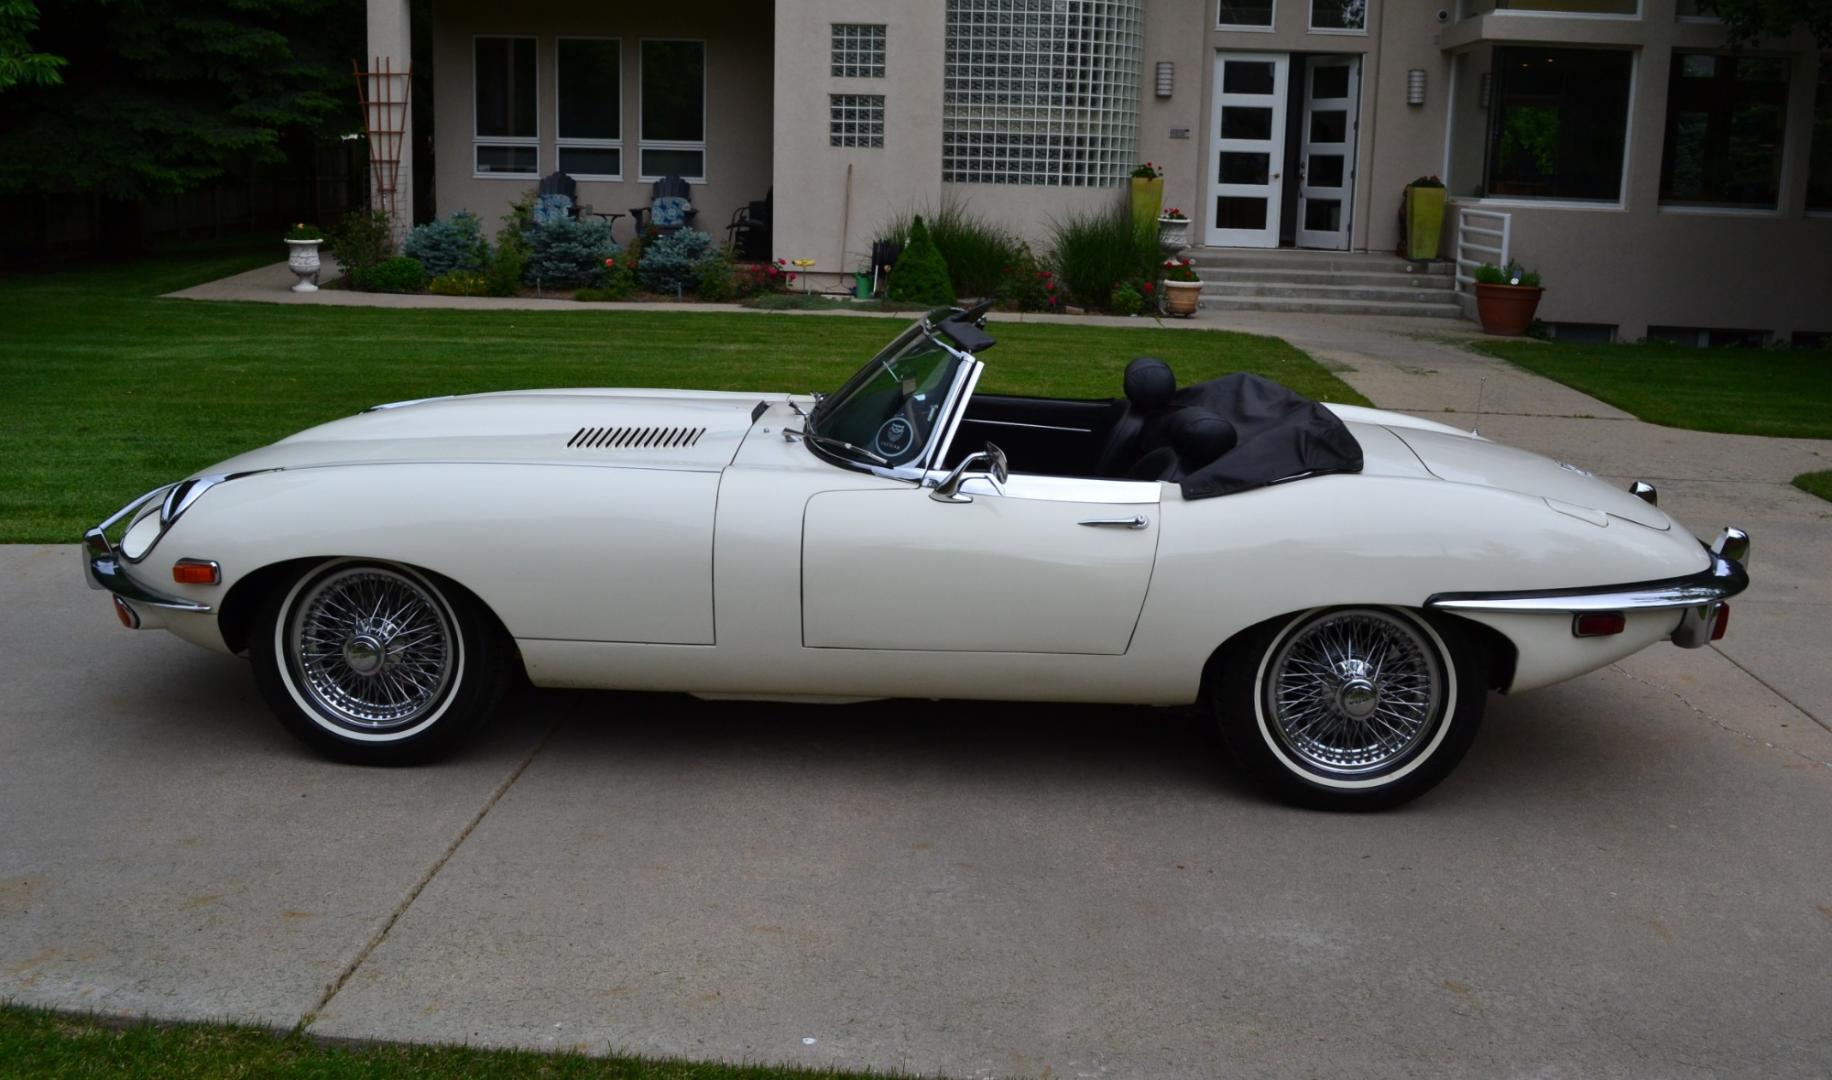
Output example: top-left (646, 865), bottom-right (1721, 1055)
top-left (1426, 528), bottom-right (1749, 650)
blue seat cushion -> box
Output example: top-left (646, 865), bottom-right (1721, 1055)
top-left (650, 195), bottom-right (690, 228)
top-left (533, 193), bottom-right (574, 225)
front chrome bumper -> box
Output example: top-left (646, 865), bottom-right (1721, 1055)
top-left (1425, 527), bottom-right (1750, 650)
top-left (82, 489), bottom-right (213, 614)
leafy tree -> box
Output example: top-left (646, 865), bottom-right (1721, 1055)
top-left (1696, 0), bottom-right (1831, 46)
top-left (0, 0), bottom-right (64, 90)
top-left (886, 215), bottom-right (956, 307)
top-left (0, 0), bottom-right (362, 245)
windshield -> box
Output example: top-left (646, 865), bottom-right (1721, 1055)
top-left (807, 314), bottom-right (965, 470)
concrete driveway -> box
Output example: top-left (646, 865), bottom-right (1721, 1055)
top-left (4, 317), bottom-right (1830, 1078)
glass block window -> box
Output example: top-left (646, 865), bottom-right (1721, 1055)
top-left (943, 0), bottom-right (1144, 187)
top-left (831, 24), bottom-right (886, 78)
top-left (830, 94), bottom-right (886, 147)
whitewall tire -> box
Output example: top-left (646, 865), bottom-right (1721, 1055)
top-left (251, 559), bottom-right (508, 764)
top-left (1213, 607), bottom-right (1486, 810)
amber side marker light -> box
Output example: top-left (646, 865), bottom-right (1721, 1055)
top-left (113, 596), bottom-right (140, 629)
top-left (1573, 612), bottom-right (1627, 637)
top-left (172, 559), bottom-right (220, 586)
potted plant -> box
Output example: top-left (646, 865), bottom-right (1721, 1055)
top-left (1130, 162), bottom-right (1164, 226)
top-left (284, 222), bottom-right (325, 292)
top-left (1473, 261), bottom-right (1543, 336)
top-left (1157, 207), bottom-right (1190, 251)
top-left (1404, 176), bottom-right (1445, 261)
top-left (1160, 257), bottom-right (1202, 317)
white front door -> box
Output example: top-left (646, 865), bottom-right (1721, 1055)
top-left (1205, 52), bottom-right (1289, 249)
top-left (1296, 56), bottom-right (1361, 251)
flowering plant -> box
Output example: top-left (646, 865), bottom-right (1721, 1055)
top-left (1161, 257), bottom-right (1200, 283)
top-left (1159, 207), bottom-right (1187, 221)
top-left (285, 222), bottom-right (324, 241)
top-left (1130, 161), bottom-right (1162, 180)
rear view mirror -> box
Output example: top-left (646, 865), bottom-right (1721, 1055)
top-left (929, 441), bottom-right (1008, 503)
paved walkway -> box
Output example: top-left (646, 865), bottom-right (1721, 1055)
top-left (1, 266), bottom-right (1823, 1077)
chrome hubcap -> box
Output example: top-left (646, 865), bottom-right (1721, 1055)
top-left (1263, 609), bottom-right (1443, 777)
top-left (288, 566), bottom-right (456, 732)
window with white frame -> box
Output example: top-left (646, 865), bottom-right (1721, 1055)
top-left (942, 0), bottom-right (1143, 186)
top-left (831, 24), bottom-right (886, 78)
top-left (830, 94), bottom-right (885, 147)
top-left (1810, 55), bottom-right (1831, 211)
top-left (1218, 0), bottom-right (1275, 29)
top-left (1660, 52), bottom-right (1789, 208)
top-left (557, 38), bottom-right (622, 179)
top-left (1311, 0), bottom-right (1366, 32)
top-left (475, 36), bottom-right (538, 176)
top-left (640, 40), bottom-right (706, 181)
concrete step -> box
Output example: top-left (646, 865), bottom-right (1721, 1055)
top-left (1199, 295), bottom-right (1465, 318)
top-left (1202, 281), bottom-right (1462, 304)
top-left (1197, 267), bottom-right (1455, 290)
top-left (1188, 249), bottom-right (1454, 275)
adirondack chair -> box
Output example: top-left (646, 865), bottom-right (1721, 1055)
top-left (725, 188), bottom-right (772, 260)
top-left (629, 175), bottom-right (700, 237)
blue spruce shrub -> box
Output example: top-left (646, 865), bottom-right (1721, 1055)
top-left (522, 217), bottom-right (617, 289)
top-left (402, 212), bottom-right (489, 277)
top-left (637, 229), bottom-right (715, 295)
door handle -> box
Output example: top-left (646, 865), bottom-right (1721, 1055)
top-left (1079, 515), bottom-right (1150, 530)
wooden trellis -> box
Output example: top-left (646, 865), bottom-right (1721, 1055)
top-left (353, 57), bottom-right (412, 224)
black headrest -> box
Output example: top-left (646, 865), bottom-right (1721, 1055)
top-left (1123, 357), bottom-right (1176, 409)
top-left (1170, 407), bottom-right (1238, 469)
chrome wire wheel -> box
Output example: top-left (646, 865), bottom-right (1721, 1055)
top-left (1260, 608), bottom-right (1446, 779)
top-left (284, 564), bottom-right (460, 735)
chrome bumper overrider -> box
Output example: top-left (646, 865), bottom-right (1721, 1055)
top-left (1425, 528), bottom-right (1750, 650)
top-left (82, 491), bottom-right (213, 614)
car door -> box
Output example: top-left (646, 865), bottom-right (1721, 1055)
top-left (800, 473), bottom-right (1162, 655)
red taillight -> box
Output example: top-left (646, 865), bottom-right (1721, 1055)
top-left (172, 559), bottom-right (220, 586)
top-left (1573, 611), bottom-right (1627, 637)
top-left (1711, 603), bottom-right (1730, 641)
top-left (113, 596), bottom-right (140, 629)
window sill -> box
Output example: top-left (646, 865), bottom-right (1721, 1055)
top-left (1468, 9), bottom-right (1641, 18)
top-left (473, 172), bottom-right (539, 181)
top-left (1452, 196), bottom-right (1626, 211)
top-left (1214, 23), bottom-right (1278, 32)
top-left (1307, 26), bottom-right (1370, 34)
top-left (1657, 204), bottom-right (1780, 217)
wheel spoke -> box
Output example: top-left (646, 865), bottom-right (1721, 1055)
top-left (1262, 610), bottom-right (1445, 777)
top-left (287, 565), bottom-right (457, 732)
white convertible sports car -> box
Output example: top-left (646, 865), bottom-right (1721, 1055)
top-left (85, 304), bottom-right (1748, 809)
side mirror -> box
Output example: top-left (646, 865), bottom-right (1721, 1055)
top-left (928, 441), bottom-right (1008, 503)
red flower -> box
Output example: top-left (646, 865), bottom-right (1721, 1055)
top-left (603, 257), bottom-right (616, 267)
top-left (1045, 282), bottom-right (1055, 292)
top-left (1143, 282), bottom-right (1154, 294)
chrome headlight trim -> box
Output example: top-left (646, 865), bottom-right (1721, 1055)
top-left (110, 471), bottom-right (274, 564)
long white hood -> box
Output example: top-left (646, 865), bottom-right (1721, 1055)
top-left (203, 388), bottom-right (781, 475)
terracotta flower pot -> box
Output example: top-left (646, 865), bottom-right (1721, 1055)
top-left (1474, 282), bottom-right (1543, 336)
top-left (1162, 279), bottom-right (1202, 317)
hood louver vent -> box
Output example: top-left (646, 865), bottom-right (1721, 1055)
top-left (567, 425), bottom-right (707, 450)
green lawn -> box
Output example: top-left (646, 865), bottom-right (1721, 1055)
top-left (1474, 339), bottom-right (1832, 440)
top-left (0, 1006), bottom-right (905, 1079)
top-left (1795, 470), bottom-right (1832, 503)
top-left (0, 251), bottom-right (1365, 543)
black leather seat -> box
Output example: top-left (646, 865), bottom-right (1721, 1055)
top-left (1126, 407), bottom-right (1239, 483)
top-left (1094, 357), bottom-right (1177, 478)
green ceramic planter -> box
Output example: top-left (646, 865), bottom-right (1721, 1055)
top-left (1130, 177), bottom-right (1164, 227)
top-left (1405, 185), bottom-right (1446, 260)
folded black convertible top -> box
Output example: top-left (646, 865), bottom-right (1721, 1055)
top-left (1172, 373), bottom-right (1363, 499)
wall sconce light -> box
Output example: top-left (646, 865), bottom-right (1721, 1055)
top-left (1406, 69), bottom-right (1427, 106)
top-left (1155, 61), bottom-right (1174, 98)
top-left (1478, 70), bottom-right (1492, 109)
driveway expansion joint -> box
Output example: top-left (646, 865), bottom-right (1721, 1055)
top-left (295, 712), bottom-right (563, 1031)
top-left (1611, 662), bottom-right (1832, 763)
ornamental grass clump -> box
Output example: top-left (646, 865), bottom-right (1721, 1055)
top-left (885, 215), bottom-right (955, 307)
top-left (1047, 203), bottom-right (1162, 312)
top-left (403, 212), bottom-right (489, 277)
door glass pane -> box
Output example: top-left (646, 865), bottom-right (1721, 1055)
top-left (1304, 199), bottom-right (1342, 231)
top-left (1217, 0), bottom-right (1275, 27)
top-left (1224, 62), bottom-right (1277, 95)
top-left (1312, 64), bottom-right (1350, 99)
top-left (1219, 151), bottom-right (1271, 184)
top-left (1310, 110), bottom-right (1347, 143)
top-left (1308, 154), bottom-right (1344, 186)
top-left (641, 147), bottom-right (705, 179)
top-left (1215, 196), bottom-right (1269, 229)
top-left (641, 41), bottom-right (705, 141)
top-left (1222, 107), bottom-right (1274, 140)
top-left (558, 146), bottom-right (622, 177)
top-left (1660, 51), bottom-right (1789, 208)
top-left (558, 39), bottom-right (620, 141)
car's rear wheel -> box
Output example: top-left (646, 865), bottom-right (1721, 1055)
top-left (251, 559), bottom-right (507, 764)
top-left (1212, 606), bottom-right (1485, 810)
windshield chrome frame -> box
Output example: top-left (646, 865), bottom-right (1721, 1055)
top-left (803, 314), bottom-right (983, 485)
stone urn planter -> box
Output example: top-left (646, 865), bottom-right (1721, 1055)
top-left (1157, 214), bottom-right (1190, 251)
top-left (285, 238), bottom-right (323, 292)
top-left (1162, 279), bottom-right (1202, 317)
top-left (1474, 282), bottom-right (1544, 336)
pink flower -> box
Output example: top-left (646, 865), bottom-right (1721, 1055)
top-left (603, 257), bottom-right (616, 267)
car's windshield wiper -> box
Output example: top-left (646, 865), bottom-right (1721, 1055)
top-left (783, 427), bottom-right (891, 466)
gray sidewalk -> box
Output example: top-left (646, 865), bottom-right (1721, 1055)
top-left (5, 271), bottom-right (1830, 1077)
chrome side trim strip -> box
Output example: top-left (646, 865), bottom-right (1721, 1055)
top-left (1425, 551), bottom-right (1748, 615)
top-left (960, 418), bottom-right (1094, 434)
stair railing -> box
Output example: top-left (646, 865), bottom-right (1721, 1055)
top-left (1454, 208), bottom-right (1511, 296)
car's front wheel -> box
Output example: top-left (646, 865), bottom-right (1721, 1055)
top-left (1212, 606), bottom-right (1486, 810)
top-left (251, 559), bottom-right (507, 764)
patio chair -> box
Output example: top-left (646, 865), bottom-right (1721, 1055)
top-left (629, 175), bottom-right (699, 238)
top-left (725, 188), bottom-right (772, 261)
top-left (533, 172), bottom-right (623, 233)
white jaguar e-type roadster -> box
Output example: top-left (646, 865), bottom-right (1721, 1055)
top-left (85, 304), bottom-right (1748, 808)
